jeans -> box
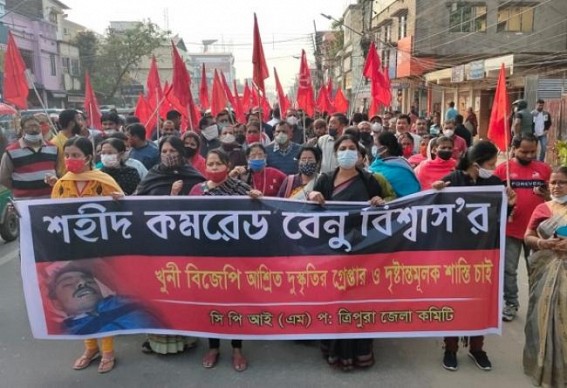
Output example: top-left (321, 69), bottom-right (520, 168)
top-left (504, 236), bottom-right (523, 307)
top-left (538, 134), bottom-right (548, 161)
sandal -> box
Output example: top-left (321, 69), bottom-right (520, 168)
top-left (98, 356), bottom-right (116, 374)
top-left (141, 340), bottom-right (153, 354)
top-left (202, 349), bottom-right (220, 369)
top-left (339, 358), bottom-right (354, 372)
top-left (73, 350), bottom-right (100, 370)
top-left (232, 351), bottom-right (247, 372)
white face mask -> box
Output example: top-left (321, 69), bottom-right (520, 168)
top-left (220, 134), bottom-right (235, 144)
top-left (551, 194), bottom-right (567, 204)
top-left (371, 123), bottom-right (382, 132)
top-left (23, 133), bottom-right (43, 143)
top-left (202, 125), bottom-right (218, 141)
top-left (286, 116), bottom-right (298, 126)
top-left (275, 133), bottom-right (288, 145)
top-left (476, 165), bottom-right (494, 179)
top-left (100, 154), bottom-right (120, 168)
top-left (443, 129), bottom-right (454, 137)
top-left (337, 149), bottom-right (358, 169)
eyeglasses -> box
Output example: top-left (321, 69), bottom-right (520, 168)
top-left (550, 180), bottom-right (567, 186)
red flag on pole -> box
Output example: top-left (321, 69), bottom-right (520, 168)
top-left (83, 72), bottom-right (101, 130)
top-left (233, 80), bottom-right (246, 123)
top-left (171, 41), bottom-right (199, 131)
top-left (381, 65), bottom-right (392, 107)
top-left (364, 42), bottom-right (391, 110)
top-left (260, 94), bottom-right (271, 119)
top-left (487, 63), bottom-right (510, 151)
top-left (316, 85), bottom-right (333, 115)
top-left (252, 13), bottom-right (269, 94)
top-left (273, 67), bottom-right (289, 118)
top-left (210, 69), bottom-right (227, 118)
top-left (199, 63), bottom-right (210, 110)
top-left (242, 80), bottom-right (252, 113)
top-left (334, 87), bottom-right (348, 114)
top-left (296, 50), bottom-right (315, 117)
top-left (219, 71), bottom-right (236, 115)
top-left (134, 93), bottom-right (151, 127)
top-left (3, 32), bottom-right (29, 109)
top-left (146, 56), bottom-right (163, 109)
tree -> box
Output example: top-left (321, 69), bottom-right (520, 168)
top-left (92, 21), bottom-right (168, 102)
top-left (71, 30), bottom-right (98, 88)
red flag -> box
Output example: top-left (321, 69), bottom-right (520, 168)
top-left (3, 32), bottom-right (29, 109)
top-left (199, 63), bottom-right (210, 110)
top-left (260, 94), bottom-right (271, 119)
top-left (296, 50), bottom-right (315, 116)
top-left (134, 93), bottom-right (151, 127)
top-left (487, 63), bottom-right (510, 151)
top-left (210, 69), bottom-right (227, 118)
top-left (316, 85), bottom-right (333, 114)
top-left (146, 56), bottom-right (163, 110)
top-left (242, 80), bottom-right (252, 113)
top-left (381, 65), bottom-right (392, 107)
top-left (251, 86), bottom-right (260, 109)
top-left (233, 80), bottom-right (246, 123)
top-left (364, 41), bottom-right (391, 110)
top-left (171, 41), bottom-right (191, 107)
top-left (83, 72), bottom-right (101, 130)
top-left (274, 67), bottom-right (289, 118)
top-left (219, 71), bottom-right (236, 115)
top-left (252, 13), bottom-right (269, 94)
top-left (334, 87), bottom-right (348, 114)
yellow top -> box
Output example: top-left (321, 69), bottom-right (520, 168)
top-left (50, 132), bottom-right (69, 177)
top-left (51, 169), bottom-right (123, 199)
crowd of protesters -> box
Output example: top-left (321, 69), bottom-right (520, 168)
top-left (0, 99), bottom-right (564, 386)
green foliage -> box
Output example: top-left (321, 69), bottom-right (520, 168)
top-left (71, 30), bottom-right (98, 88)
top-left (556, 140), bottom-right (567, 166)
top-left (78, 21), bottom-right (169, 103)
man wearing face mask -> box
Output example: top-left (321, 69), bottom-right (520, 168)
top-left (52, 109), bottom-right (83, 176)
top-left (441, 119), bottom-right (467, 160)
top-left (199, 115), bottom-right (221, 157)
top-left (318, 113), bottom-right (348, 174)
top-left (0, 116), bottom-right (58, 199)
top-left (216, 125), bottom-right (247, 168)
top-left (494, 133), bottom-right (552, 322)
top-left (285, 109), bottom-right (305, 145)
top-left (100, 112), bottom-right (121, 136)
top-left (265, 122), bottom-right (302, 175)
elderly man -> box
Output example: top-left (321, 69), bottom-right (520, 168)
top-left (0, 116), bottom-right (58, 199)
top-left (265, 121), bottom-right (302, 175)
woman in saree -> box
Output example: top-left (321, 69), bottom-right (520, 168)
top-left (523, 165), bottom-right (567, 387)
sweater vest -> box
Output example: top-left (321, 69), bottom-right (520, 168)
top-left (6, 143), bottom-right (58, 198)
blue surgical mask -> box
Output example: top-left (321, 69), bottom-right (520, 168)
top-left (248, 159), bottom-right (266, 172)
top-left (337, 150), bottom-right (358, 169)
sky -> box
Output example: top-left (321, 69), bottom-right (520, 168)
top-left (63, 0), bottom-right (357, 91)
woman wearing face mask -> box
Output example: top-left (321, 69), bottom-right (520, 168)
top-left (277, 146), bottom-right (321, 200)
top-left (135, 136), bottom-right (204, 355)
top-left (369, 131), bottom-right (421, 197)
top-left (523, 166), bottom-right (567, 387)
top-left (182, 131), bottom-right (206, 175)
top-left (399, 132), bottom-right (415, 159)
top-left (432, 140), bottom-right (516, 373)
top-left (307, 135), bottom-right (385, 372)
top-left (51, 136), bottom-right (123, 374)
top-left (134, 136), bottom-right (204, 196)
top-left (99, 139), bottom-right (140, 195)
top-left (414, 136), bottom-right (456, 190)
top-left (217, 125), bottom-right (247, 168)
top-left (407, 134), bottom-right (433, 168)
top-left (230, 143), bottom-right (285, 197)
top-left (182, 150), bottom-right (261, 372)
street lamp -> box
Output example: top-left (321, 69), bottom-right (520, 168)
top-left (320, 13), bottom-right (364, 37)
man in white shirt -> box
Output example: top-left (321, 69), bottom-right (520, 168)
top-left (531, 99), bottom-right (552, 161)
top-left (317, 113), bottom-right (348, 173)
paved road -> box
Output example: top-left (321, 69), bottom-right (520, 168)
top-left (0, 239), bottom-right (534, 388)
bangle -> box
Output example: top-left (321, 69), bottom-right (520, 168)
top-left (536, 239), bottom-right (544, 249)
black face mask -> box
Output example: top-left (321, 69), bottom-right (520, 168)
top-left (184, 146), bottom-right (197, 158)
top-left (360, 132), bottom-right (373, 144)
top-left (71, 122), bottom-right (82, 135)
top-left (437, 150), bottom-right (453, 161)
top-left (235, 134), bottom-right (246, 145)
top-left (517, 158), bottom-right (532, 166)
top-left (328, 128), bottom-right (338, 138)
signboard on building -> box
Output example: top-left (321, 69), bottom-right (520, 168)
top-left (120, 85), bottom-right (144, 97)
top-left (468, 60), bottom-right (485, 80)
top-left (451, 65), bottom-right (465, 83)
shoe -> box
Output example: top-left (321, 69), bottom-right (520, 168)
top-left (502, 305), bottom-right (518, 322)
top-left (468, 351), bottom-right (492, 371)
top-left (442, 351), bottom-right (458, 371)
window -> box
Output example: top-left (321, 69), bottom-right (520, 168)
top-left (497, 6), bottom-right (534, 32)
top-left (50, 54), bottom-right (56, 76)
top-left (20, 49), bottom-right (33, 74)
top-left (382, 49), bottom-right (391, 71)
top-left (384, 24), bottom-right (391, 43)
top-left (61, 57), bottom-right (70, 73)
top-left (398, 15), bottom-right (407, 39)
top-left (71, 59), bottom-right (80, 76)
top-left (49, 11), bottom-right (58, 24)
top-left (449, 3), bottom-right (487, 32)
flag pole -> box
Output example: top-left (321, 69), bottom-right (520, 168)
top-left (25, 71), bottom-right (58, 137)
top-left (349, 72), bottom-right (365, 119)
